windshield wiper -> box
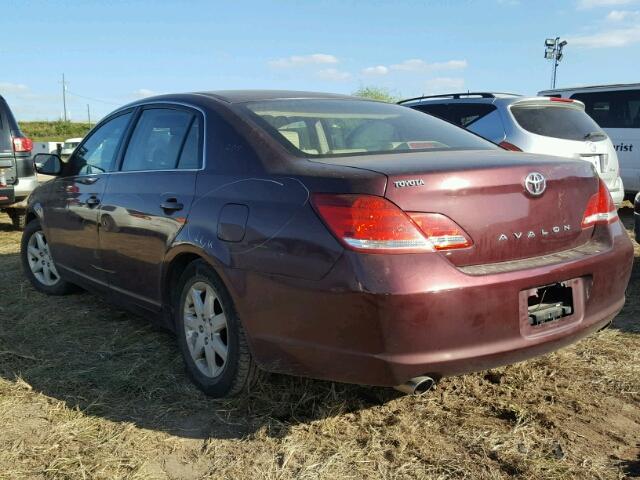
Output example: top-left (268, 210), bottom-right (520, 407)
top-left (584, 131), bottom-right (607, 140)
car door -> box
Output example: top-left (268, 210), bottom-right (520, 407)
top-left (43, 111), bottom-right (133, 287)
top-left (99, 105), bottom-right (201, 310)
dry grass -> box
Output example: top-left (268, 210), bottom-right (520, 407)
top-left (0, 210), bottom-right (638, 480)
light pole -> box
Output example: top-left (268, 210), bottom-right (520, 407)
top-left (544, 37), bottom-right (567, 89)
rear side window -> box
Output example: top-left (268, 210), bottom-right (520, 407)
top-left (571, 90), bottom-right (640, 129)
top-left (177, 118), bottom-right (201, 169)
top-left (411, 103), bottom-right (497, 128)
top-left (510, 104), bottom-right (604, 141)
top-left (122, 108), bottom-right (195, 171)
top-left (412, 104), bottom-right (450, 122)
top-left (447, 104), bottom-right (497, 127)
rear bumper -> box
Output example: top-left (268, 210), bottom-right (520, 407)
top-left (0, 175), bottom-right (38, 208)
top-left (609, 176), bottom-right (624, 207)
top-left (231, 222), bottom-right (633, 387)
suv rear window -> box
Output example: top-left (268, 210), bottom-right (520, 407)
top-left (510, 104), bottom-right (605, 141)
top-left (243, 99), bottom-right (496, 157)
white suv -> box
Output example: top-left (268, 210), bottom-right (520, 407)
top-left (399, 92), bottom-right (624, 206)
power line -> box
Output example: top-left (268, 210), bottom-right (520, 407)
top-left (65, 90), bottom-right (120, 106)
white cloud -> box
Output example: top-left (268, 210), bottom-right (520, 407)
top-left (362, 65), bottom-right (389, 76)
top-left (569, 25), bottom-right (640, 46)
top-left (133, 88), bottom-right (156, 98)
top-left (578, 0), bottom-right (637, 9)
top-left (606, 8), bottom-right (640, 19)
top-left (389, 59), bottom-right (467, 72)
top-left (423, 77), bottom-right (465, 94)
top-left (268, 53), bottom-right (339, 68)
top-left (316, 68), bottom-right (351, 81)
top-left (0, 82), bottom-right (29, 94)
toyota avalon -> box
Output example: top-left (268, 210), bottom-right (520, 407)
top-left (22, 90), bottom-right (634, 397)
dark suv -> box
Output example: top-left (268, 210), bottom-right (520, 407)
top-left (0, 95), bottom-right (36, 228)
top-left (22, 91), bottom-right (633, 397)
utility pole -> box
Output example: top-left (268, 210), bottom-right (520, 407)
top-left (87, 104), bottom-right (91, 128)
top-left (61, 73), bottom-right (68, 122)
top-left (544, 37), bottom-right (568, 89)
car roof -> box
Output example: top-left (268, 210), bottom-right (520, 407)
top-left (194, 90), bottom-right (362, 104)
top-left (399, 93), bottom-right (585, 109)
top-left (539, 82), bottom-right (640, 94)
top-left (398, 92), bottom-right (522, 106)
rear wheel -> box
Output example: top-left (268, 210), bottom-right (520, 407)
top-left (175, 260), bottom-right (260, 397)
top-left (21, 219), bottom-right (75, 295)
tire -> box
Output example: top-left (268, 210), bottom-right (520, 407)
top-left (8, 209), bottom-right (26, 230)
top-left (175, 260), bottom-right (260, 397)
top-left (21, 219), bottom-right (76, 295)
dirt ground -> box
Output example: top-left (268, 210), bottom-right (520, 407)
top-left (0, 209), bottom-right (638, 480)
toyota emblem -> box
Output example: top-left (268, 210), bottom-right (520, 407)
top-left (524, 172), bottom-right (546, 196)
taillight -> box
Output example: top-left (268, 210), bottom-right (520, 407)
top-left (408, 212), bottom-right (473, 250)
top-left (499, 141), bottom-right (522, 152)
top-left (581, 179), bottom-right (618, 228)
top-left (311, 193), bottom-right (472, 253)
top-left (550, 97), bottom-right (574, 103)
top-left (12, 137), bottom-right (33, 153)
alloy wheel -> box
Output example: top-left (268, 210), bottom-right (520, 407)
top-left (26, 231), bottom-right (60, 286)
top-left (183, 281), bottom-right (229, 378)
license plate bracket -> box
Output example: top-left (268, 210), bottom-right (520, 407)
top-left (519, 277), bottom-right (585, 337)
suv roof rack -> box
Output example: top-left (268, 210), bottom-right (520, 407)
top-left (398, 92), bottom-right (521, 104)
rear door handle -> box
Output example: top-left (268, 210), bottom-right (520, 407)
top-left (160, 198), bottom-right (184, 212)
top-left (86, 195), bottom-right (100, 207)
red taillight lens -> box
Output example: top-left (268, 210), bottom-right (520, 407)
top-left (581, 179), bottom-right (618, 228)
top-left (499, 141), bottom-right (522, 152)
top-left (550, 97), bottom-right (574, 103)
top-left (408, 212), bottom-right (473, 250)
top-left (311, 194), bottom-right (433, 253)
top-left (12, 137), bottom-right (33, 153)
top-left (311, 193), bottom-right (472, 253)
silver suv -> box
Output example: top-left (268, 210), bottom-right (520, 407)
top-left (0, 95), bottom-right (37, 228)
top-left (399, 92), bottom-right (624, 206)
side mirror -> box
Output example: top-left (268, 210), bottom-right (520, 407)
top-left (34, 153), bottom-right (62, 176)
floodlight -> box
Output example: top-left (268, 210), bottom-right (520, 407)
top-left (545, 38), bottom-right (556, 47)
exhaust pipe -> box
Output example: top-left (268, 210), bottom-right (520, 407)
top-left (394, 376), bottom-right (436, 395)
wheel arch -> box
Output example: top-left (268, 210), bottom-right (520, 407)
top-left (162, 244), bottom-right (237, 331)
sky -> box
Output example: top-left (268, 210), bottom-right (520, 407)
top-left (1, 0), bottom-right (639, 121)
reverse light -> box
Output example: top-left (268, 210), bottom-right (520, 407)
top-left (408, 212), bottom-right (473, 250)
top-left (311, 193), bottom-right (472, 253)
top-left (499, 141), bottom-right (522, 152)
top-left (12, 136), bottom-right (33, 153)
top-left (581, 179), bottom-right (618, 228)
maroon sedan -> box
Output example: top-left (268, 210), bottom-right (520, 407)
top-left (23, 91), bottom-right (633, 397)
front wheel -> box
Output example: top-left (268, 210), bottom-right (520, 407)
top-left (175, 260), bottom-right (260, 397)
top-left (21, 219), bottom-right (75, 295)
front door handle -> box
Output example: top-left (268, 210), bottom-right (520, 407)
top-left (86, 195), bottom-right (100, 207)
top-left (160, 198), bottom-right (184, 212)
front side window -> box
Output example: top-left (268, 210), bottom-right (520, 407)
top-left (510, 104), bottom-right (605, 141)
top-left (243, 99), bottom-right (495, 158)
top-left (571, 90), bottom-right (640, 129)
top-left (66, 112), bottom-right (132, 175)
top-left (122, 108), bottom-right (196, 171)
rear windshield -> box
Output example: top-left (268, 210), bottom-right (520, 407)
top-left (243, 99), bottom-right (496, 157)
top-left (510, 104), bottom-right (606, 141)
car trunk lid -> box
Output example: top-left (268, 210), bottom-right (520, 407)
top-left (313, 150), bottom-right (598, 267)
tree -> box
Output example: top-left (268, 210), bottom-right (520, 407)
top-left (352, 86), bottom-right (399, 103)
